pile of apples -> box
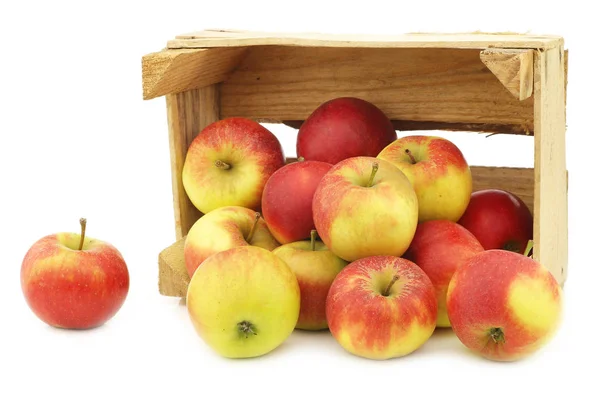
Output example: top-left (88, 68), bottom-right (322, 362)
top-left (181, 97), bottom-right (563, 362)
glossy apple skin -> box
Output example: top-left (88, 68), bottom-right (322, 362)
top-left (404, 220), bottom-right (484, 327)
top-left (182, 117), bottom-right (285, 214)
top-left (312, 156), bottom-right (418, 262)
top-left (457, 189), bottom-right (534, 254)
top-left (377, 135), bottom-right (472, 223)
top-left (261, 160), bottom-right (333, 244)
top-left (296, 97), bottom-right (397, 165)
top-left (272, 240), bottom-right (348, 330)
top-left (187, 246), bottom-right (300, 358)
top-left (184, 206), bottom-right (280, 277)
top-left (446, 250), bottom-right (562, 361)
top-left (21, 233), bottom-right (129, 329)
top-left (326, 255), bottom-right (437, 360)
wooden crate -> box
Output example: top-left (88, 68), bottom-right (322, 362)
top-left (141, 29), bottom-right (568, 298)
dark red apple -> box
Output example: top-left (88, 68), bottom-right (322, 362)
top-left (296, 97), bottom-right (397, 165)
top-left (457, 189), bottom-right (533, 254)
top-left (261, 159), bottom-right (332, 244)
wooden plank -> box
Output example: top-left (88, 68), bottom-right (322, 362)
top-left (142, 47), bottom-right (247, 100)
top-left (166, 85), bottom-right (220, 239)
top-left (158, 237), bottom-right (188, 297)
top-left (220, 46), bottom-right (535, 134)
top-left (533, 47), bottom-right (568, 285)
top-left (168, 29), bottom-right (562, 50)
top-left (480, 49), bottom-right (534, 100)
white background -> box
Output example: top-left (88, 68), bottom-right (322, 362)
top-left (1, 1), bottom-right (597, 399)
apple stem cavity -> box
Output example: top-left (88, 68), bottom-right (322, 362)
top-left (404, 149), bottom-right (417, 164)
top-left (382, 275), bottom-right (400, 297)
top-left (367, 162), bottom-right (379, 187)
top-left (489, 327), bottom-right (505, 344)
top-left (310, 229), bottom-right (317, 251)
top-left (214, 160), bottom-right (231, 170)
top-left (524, 240), bottom-right (534, 257)
top-left (78, 218), bottom-right (87, 251)
top-left (237, 320), bottom-right (257, 338)
top-left (246, 212), bottom-right (261, 243)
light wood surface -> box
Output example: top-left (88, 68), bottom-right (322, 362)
top-left (167, 29), bottom-right (563, 50)
top-left (166, 85), bottom-right (220, 239)
top-left (480, 49), bottom-right (534, 100)
top-left (533, 47), bottom-right (568, 285)
top-left (220, 46), bottom-right (535, 134)
top-left (158, 237), bottom-right (188, 297)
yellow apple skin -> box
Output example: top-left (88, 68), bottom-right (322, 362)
top-left (187, 246), bottom-right (301, 359)
top-left (184, 206), bottom-right (280, 277)
top-left (312, 156), bottom-right (418, 262)
top-left (377, 135), bottom-right (472, 222)
top-left (273, 239), bottom-right (348, 330)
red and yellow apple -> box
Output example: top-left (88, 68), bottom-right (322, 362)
top-left (272, 230), bottom-right (348, 330)
top-left (184, 206), bottom-right (280, 277)
top-left (404, 220), bottom-right (484, 327)
top-left (296, 97), bottom-right (397, 165)
top-left (458, 189), bottom-right (534, 254)
top-left (21, 218), bottom-right (129, 329)
top-left (377, 135), bottom-right (472, 222)
top-left (261, 159), bottom-right (332, 244)
top-left (446, 249), bottom-right (563, 361)
top-left (187, 246), bottom-right (301, 358)
top-left (326, 255), bottom-right (437, 360)
top-left (182, 117), bottom-right (285, 214)
top-left (312, 156), bottom-right (418, 262)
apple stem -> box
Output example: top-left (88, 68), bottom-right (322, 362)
top-left (524, 240), bottom-right (534, 258)
top-left (382, 275), bottom-right (400, 297)
top-left (215, 160), bottom-right (231, 170)
top-left (366, 162), bottom-right (379, 187)
top-left (246, 212), bottom-right (261, 243)
top-left (78, 218), bottom-right (87, 251)
top-left (404, 149), bottom-right (417, 164)
top-left (237, 321), bottom-right (257, 338)
top-left (310, 229), bottom-right (317, 251)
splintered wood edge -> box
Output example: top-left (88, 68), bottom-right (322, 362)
top-left (480, 49), bottom-right (534, 100)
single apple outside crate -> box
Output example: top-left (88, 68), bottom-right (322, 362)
top-left (141, 29), bottom-right (569, 298)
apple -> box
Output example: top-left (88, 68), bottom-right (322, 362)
top-left (182, 117), bottom-right (285, 214)
top-left (261, 159), bottom-right (333, 244)
top-left (184, 206), bottom-right (280, 278)
top-left (404, 220), bottom-right (484, 327)
top-left (296, 97), bottom-right (397, 165)
top-left (187, 246), bottom-right (301, 358)
top-left (312, 156), bottom-right (418, 262)
top-left (326, 255), bottom-right (437, 360)
top-left (272, 230), bottom-right (348, 330)
top-left (446, 249), bottom-right (563, 361)
top-left (457, 189), bottom-right (534, 254)
top-left (377, 135), bottom-right (472, 223)
top-left (21, 218), bottom-right (129, 329)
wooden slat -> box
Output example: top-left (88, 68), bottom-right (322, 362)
top-left (220, 46), bottom-right (534, 134)
top-left (480, 49), bottom-right (534, 101)
top-left (167, 29), bottom-right (562, 50)
top-left (156, 165), bottom-right (535, 297)
top-left (166, 85), bottom-right (220, 239)
top-left (533, 47), bottom-right (568, 285)
top-left (142, 47), bottom-right (247, 100)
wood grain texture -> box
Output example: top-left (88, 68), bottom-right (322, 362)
top-left (480, 49), bottom-right (534, 100)
top-left (166, 85), bottom-right (220, 239)
top-left (167, 29), bottom-right (562, 50)
top-left (533, 47), bottom-right (568, 285)
top-left (220, 46), bottom-right (535, 134)
top-left (158, 237), bottom-right (188, 297)
top-left (142, 47), bottom-right (247, 100)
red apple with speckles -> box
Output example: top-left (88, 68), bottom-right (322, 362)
top-left (261, 159), bottom-right (332, 244)
top-left (296, 97), bottom-right (397, 165)
top-left (326, 255), bottom-right (437, 360)
top-left (377, 135), bottom-right (472, 223)
top-left (182, 117), bottom-right (285, 214)
top-left (457, 189), bottom-right (533, 254)
top-left (404, 220), bottom-right (484, 327)
top-left (446, 250), bottom-right (563, 361)
top-left (21, 219), bottom-right (129, 329)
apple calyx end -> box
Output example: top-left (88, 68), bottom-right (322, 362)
top-left (297, 156), bottom-right (305, 162)
top-left (404, 149), bottom-right (417, 164)
top-left (215, 160), bottom-right (231, 170)
top-left (382, 274), bottom-right (400, 297)
top-left (78, 218), bottom-right (87, 251)
top-left (366, 162), bottom-right (379, 187)
top-left (489, 327), bottom-right (505, 344)
top-left (237, 320), bottom-right (258, 338)
top-left (245, 212), bottom-right (261, 243)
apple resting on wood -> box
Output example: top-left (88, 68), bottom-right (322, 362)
top-left (296, 97), bottom-right (397, 165)
top-left (21, 218), bottom-right (129, 329)
top-left (182, 117), bottom-right (285, 214)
